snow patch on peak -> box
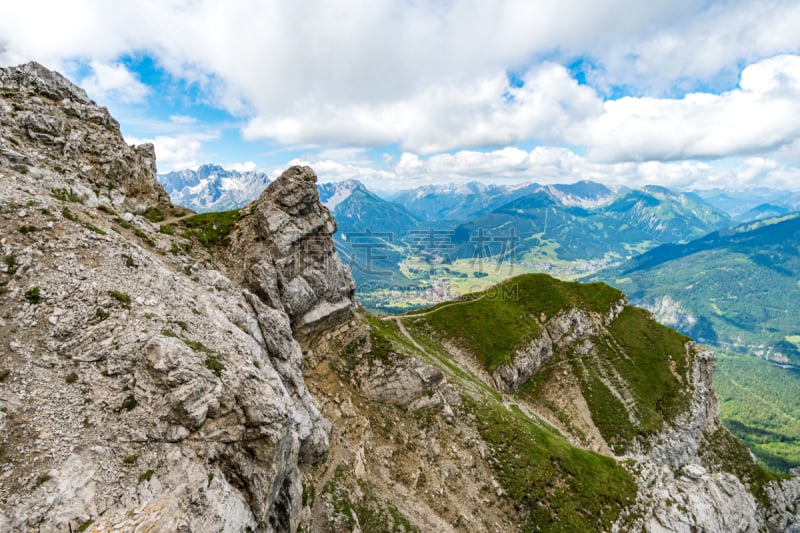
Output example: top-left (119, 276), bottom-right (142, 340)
top-left (323, 184), bottom-right (356, 210)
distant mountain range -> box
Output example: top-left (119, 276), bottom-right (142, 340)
top-left (389, 181), bottom-right (542, 221)
top-left (158, 165), bottom-right (799, 230)
top-left (449, 184), bottom-right (730, 263)
top-left (159, 164), bottom-right (270, 213)
top-left (388, 180), bottom-right (621, 222)
top-left (591, 213), bottom-right (800, 366)
top-left (157, 166), bottom-right (800, 327)
top-left (734, 203), bottom-right (792, 223)
top-left (695, 188), bottom-right (800, 219)
top-left (318, 179), bottom-right (419, 236)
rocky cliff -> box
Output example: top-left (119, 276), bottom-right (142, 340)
top-left (0, 63), bottom-right (353, 531)
top-left (1, 62), bottom-right (799, 533)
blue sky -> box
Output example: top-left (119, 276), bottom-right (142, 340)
top-left (2, 0), bottom-right (800, 191)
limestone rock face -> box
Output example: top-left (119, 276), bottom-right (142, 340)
top-left (0, 63), bottom-right (346, 532)
top-left (227, 165), bottom-right (356, 334)
top-left (360, 356), bottom-right (445, 407)
top-left (645, 466), bottom-right (760, 533)
top-left (0, 62), bottom-right (168, 213)
top-left (615, 346), bottom-right (800, 532)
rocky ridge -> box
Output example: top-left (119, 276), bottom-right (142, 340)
top-left (492, 297), bottom-right (627, 393)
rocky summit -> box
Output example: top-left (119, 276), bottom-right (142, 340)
top-left (1, 62), bottom-right (799, 532)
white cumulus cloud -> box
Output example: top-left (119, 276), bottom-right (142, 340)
top-left (126, 132), bottom-right (220, 172)
top-left (243, 63), bottom-right (601, 153)
top-left (2, 1), bottom-right (800, 189)
top-left (304, 146), bottom-right (797, 192)
top-left (574, 55), bottom-right (800, 162)
top-left (82, 61), bottom-right (150, 104)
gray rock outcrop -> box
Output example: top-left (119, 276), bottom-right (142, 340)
top-left (0, 62), bottom-right (352, 532)
top-left (360, 356), bottom-right (445, 407)
top-left (615, 345), bottom-right (800, 532)
top-left (0, 62), bottom-right (169, 213)
top-left (492, 299), bottom-right (625, 393)
top-left (227, 165), bottom-right (356, 336)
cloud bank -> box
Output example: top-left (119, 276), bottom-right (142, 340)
top-left (1, 0), bottom-right (799, 188)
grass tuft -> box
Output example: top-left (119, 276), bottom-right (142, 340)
top-left (24, 286), bottom-right (40, 304)
top-left (108, 290), bottom-right (131, 308)
top-left (164, 209), bottom-right (241, 249)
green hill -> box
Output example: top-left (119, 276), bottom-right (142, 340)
top-left (355, 273), bottom-right (785, 528)
top-left (404, 274), bottom-right (693, 452)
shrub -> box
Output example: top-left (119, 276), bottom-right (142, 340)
top-left (137, 469), bottom-right (154, 483)
top-left (173, 209), bottom-right (241, 249)
top-left (51, 188), bottom-right (81, 203)
top-left (24, 287), bottom-right (40, 304)
top-left (76, 519), bottom-right (94, 532)
top-left (119, 394), bottom-right (137, 411)
top-left (205, 354), bottom-right (225, 377)
top-left (65, 372), bottom-right (78, 384)
top-left (4, 256), bottom-right (18, 275)
top-left (82, 221), bottom-right (106, 235)
top-left (108, 290), bottom-right (131, 308)
top-left (62, 207), bottom-right (79, 222)
top-left (113, 217), bottom-right (132, 229)
top-left (133, 228), bottom-right (156, 247)
top-left (143, 208), bottom-right (165, 223)
top-left (62, 208), bottom-right (106, 234)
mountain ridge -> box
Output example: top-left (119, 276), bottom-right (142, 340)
top-left (592, 211), bottom-right (800, 365)
top-left (158, 164), bottom-right (270, 213)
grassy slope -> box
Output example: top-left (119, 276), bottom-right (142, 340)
top-left (406, 274), bottom-right (622, 371)
top-left (369, 273), bottom-right (786, 528)
top-left (163, 209), bottom-right (242, 249)
top-left (406, 273), bottom-right (692, 452)
top-left (463, 396), bottom-right (637, 533)
top-left (366, 315), bottom-right (639, 530)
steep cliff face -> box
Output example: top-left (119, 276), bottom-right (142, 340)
top-left (225, 165), bottom-right (356, 335)
top-left (0, 63), bottom-right (352, 531)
